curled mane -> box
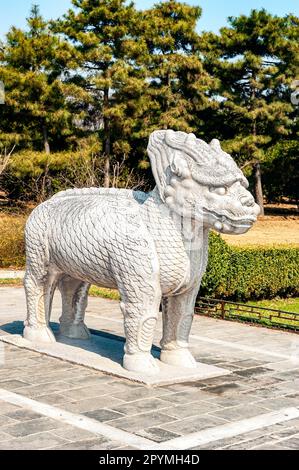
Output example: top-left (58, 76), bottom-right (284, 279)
top-left (147, 130), bottom-right (248, 201)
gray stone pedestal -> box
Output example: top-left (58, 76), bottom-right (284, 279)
top-left (0, 332), bottom-right (231, 386)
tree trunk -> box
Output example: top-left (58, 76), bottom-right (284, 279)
top-left (103, 154), bottom-right (110, 188)
top-left (163, 72), bottom-right (170, 130)
top-left (42, 125), bottom-right (50, 154)
top-left (251, 90), bottom-right (264, 215)
top-left (254, 161), bottom-right (264, 216)
top-left (103, 88), bottom-right (110, 188)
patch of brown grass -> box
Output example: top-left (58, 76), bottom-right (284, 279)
top-left (0, 214), bottom-right (26, 268)
top-left (222, 216), bottom-right (299, 247)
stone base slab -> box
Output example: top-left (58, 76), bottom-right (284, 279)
top-left (0, 332), bottom-right (231, 386)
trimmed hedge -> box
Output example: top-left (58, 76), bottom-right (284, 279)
top-left (200, 232), bottom-right (299, 301)
top-left (0, 215), bottom-right (298, 301)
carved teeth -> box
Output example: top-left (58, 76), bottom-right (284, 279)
top-left (164, 185), bottom-right (175, 197)
top-left (165, 196), bottom-right (174, 207)
top-left (214, 221), bottom-right (223, 231)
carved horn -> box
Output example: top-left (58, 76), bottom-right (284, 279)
top-left (209, 139), bottom-right (222, 152)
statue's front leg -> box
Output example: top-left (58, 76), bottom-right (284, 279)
top-left (160, 288), bottom-right (199, 368)
top-left (118, 279), bottom-right (162, 376)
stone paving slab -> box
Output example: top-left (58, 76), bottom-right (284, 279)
top-left (0, 340), bottom-right (298, 449)
top-left (0, 287), bottom-right (299, 450)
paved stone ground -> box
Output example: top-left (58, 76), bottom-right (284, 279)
top-left (0, 286), bottom-right (299, 450)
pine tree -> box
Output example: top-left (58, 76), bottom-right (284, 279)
top-left (140, 0), bottom-right (215, 135)
top-left (53, 0), bottom-right (148, 187)
top-left (0, 5), bottom-right (74, 153)
top-left (202, 9), bottom-right (299, 214)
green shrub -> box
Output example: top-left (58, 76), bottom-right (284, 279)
top-left (263, 141), bottom-right (299, 203)
top-left (200, 232), bottom-right (231, 297)
top-left (200, 232), bottom-right (299, 301)
top-left (2, 147), bottom-right (147, 202)
top-left (3, 149), bottom-right (99, 201)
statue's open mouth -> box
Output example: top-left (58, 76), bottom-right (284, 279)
top-left (203, 208), bottom-right (257, 233)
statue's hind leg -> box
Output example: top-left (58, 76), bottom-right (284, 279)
top-left (23, 270), bottom-right (57, 343)
top-left (58, 275), bottom-right (91, 340)
top-left (23, 214), bottom-right (58, 343)
top-left (160, 287), bottom-right (198, 368)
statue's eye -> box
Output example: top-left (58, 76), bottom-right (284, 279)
top-left (209, 187), bottom-right (227, 196)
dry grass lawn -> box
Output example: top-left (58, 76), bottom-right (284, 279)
top-left (222, 216), bottom-right (299, 247)
top-left (0, 213), bottom-right (26, 267)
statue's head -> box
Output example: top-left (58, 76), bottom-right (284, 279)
top-left (147, 130), bottom-right (260, 234)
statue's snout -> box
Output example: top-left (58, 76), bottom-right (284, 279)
top-left (239, 189), bottom-right (260, 218)
top-left (253, 202), bottom-right (261, 217)
top-left (240, 194), bottom-right (255, 207)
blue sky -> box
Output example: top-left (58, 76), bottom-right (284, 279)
top-left (0, 0), bottom-right (298, 38)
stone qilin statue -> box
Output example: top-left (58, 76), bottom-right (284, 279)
top-left (23, 130), bottom-right (259, 375)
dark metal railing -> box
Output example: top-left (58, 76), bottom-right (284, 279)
top-left (195, 297), bottom-right (299, 332)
